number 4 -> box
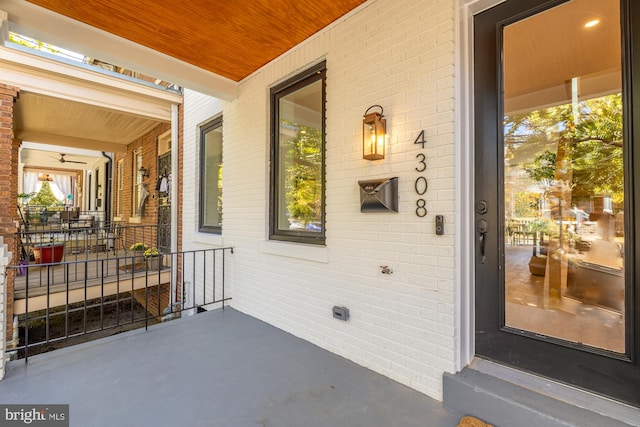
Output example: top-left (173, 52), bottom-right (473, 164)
top-left (414, 130), bottom-right (426, 149)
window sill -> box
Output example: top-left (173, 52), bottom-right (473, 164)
top-left (128, 217), bottom-right (142, 224)
top-left (261, 240), bottom-right (329, 263)
top-left (193, 233), bottom-right (224, 247)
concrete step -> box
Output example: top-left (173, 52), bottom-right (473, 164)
top-left (443, 360), bottom-right (639, 427)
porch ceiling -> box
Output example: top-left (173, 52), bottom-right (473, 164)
top-left (15, 92), bottom-right (162, 155)
top-left (24, 0), bottom-right (368, 82)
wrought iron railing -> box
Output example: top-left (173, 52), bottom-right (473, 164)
top-left (8, 247), bottom-right (233, 361)
top-left (16, 223), bottom-right (170, 269)
top-left (18, 206), bottom-right (106, 229)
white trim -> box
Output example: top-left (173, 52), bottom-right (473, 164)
top-left (0, 236), bottom-right (12, 381)
top-left (170, 104), bottom-right (179, 307)
top-left (193, 234), bottom-right (224, 247)
top-left (0, 46), bottom-right (179, 121)
top-left (455, 0), bottom-right (508, 372)
top-left (260, 241), bottom-right (330, 263)
top-left (455, 0), bottom-right (474, 372)
top-left (170, 105), bottom-right (179, 254)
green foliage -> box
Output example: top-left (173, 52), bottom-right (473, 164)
top-left (29, 182), bottom-right (61, 206)
top-left (283, 125), bottom-right (323, 225)
top-left (505, 94), bottom-right (624, 206)
top-left (129, 242), bottom-right (148, 251)
top-left (524, 151), bottom-right (556, 182)
top-left (144, 247), bottom-right (160, 258)
top-left (514, 192), bottom-right (540, 218)
top-left (18, 192), bottom-right (36, 204)
top-left (8, 32), bottom-right (61, 55)
top-left (571, 96), bottom-right (624, 204)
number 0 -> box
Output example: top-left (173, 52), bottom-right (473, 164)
top-left (415, 176), bottom-right (428, 195)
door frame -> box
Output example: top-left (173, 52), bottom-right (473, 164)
top-left (457, 0), bottom-right (513, 372)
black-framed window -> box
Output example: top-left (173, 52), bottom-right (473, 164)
top-left (199, 116), bottom-right (223, 233)
top-left (270, 61), bottom-right (326, 244)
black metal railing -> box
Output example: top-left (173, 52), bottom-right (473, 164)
top-left (8, 247), bottom-right (233, 361)
top-left (16, 223), bottom-right (170, 272)
top-left (18, 206), bottom-right (106, 229)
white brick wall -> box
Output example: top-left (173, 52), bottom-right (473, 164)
top-left (182, 0), bottom-right (457, 400)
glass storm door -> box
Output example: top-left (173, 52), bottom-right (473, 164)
top-left (474, 0), bottom-right (640, 406)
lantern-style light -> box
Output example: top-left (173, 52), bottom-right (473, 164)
top-left (363, 105), bottom-right (386, 160)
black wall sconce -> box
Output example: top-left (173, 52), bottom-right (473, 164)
top-left (363, 105), bottom-right (387, 160)
top-left (138, 166), bottom-right (149, 178)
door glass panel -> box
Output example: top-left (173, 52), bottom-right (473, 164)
top-left (503, 0), bottom-right (624, 352)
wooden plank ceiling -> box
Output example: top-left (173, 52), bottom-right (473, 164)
top-left (26, 0), bottom-right (367, 82)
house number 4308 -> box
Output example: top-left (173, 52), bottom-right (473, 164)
top-left (414, 130), bottom-right (428, 217)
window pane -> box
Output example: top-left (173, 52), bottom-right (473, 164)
top-left (503, 0), bottom-right (624, 353)
top-left (117, 160), bottom-right (123, 217)
top-left (200, 120), bottom-right (222, 232)
top-left (133, 150), bottom-right (142, 217)
top-left (275, 78), bottom-right (324, 235)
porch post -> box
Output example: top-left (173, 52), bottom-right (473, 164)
top-left (0, 83), bottom-right (18, 379)
top-left (0, 238), bottom-right (12, 379)
top-left (170, 103), bottom-right (179, 310)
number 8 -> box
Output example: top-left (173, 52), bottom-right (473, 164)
top-left (416, 199), bottom-right (427, 217)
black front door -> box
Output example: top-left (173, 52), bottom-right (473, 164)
top-left (474, 0), bottom-right (640, 406)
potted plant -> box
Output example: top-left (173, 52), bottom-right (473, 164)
top-left (32, 240), bottom-right (65, 264)
top-left (129, 242), bottom-right (148, 264)
top-left (17, 192), bottom-right (36, 206)
top-left (144, 247), bottom-right (162, 270)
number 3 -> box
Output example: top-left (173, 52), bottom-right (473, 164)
top-left (416, 153), bottom-right (426, 172)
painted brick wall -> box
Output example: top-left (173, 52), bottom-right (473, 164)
top-left (181, 89), bottom-right (225, 245)
top-left (182, 0), bottom-right (456, 400)
top-left (114, 122), bottom-right (171, 223)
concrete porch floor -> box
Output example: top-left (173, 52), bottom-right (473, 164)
top-left (1, 308), bottom-right (463, 427)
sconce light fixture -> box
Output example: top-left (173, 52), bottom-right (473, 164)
top-left (37, 173), bottom-right (54, 182)
top-left (363, 105), bottom-right (386, 160)
top-left (138, 166), bottom-right (149, 178)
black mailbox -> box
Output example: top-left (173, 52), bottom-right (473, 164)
top-left (358, 177), bottom-right (398, 213)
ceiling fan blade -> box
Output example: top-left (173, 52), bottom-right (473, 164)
top-left (65, 160), bottom-right (87, 164)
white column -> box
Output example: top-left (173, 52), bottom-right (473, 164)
top-left (0, 10), bottom-right (9, 44)
top-left (0, 236), bottom-right (14, 380)
top-left (170, 103), bottom-right (179, 312)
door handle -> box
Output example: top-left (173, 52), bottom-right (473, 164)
top-left (477, 219), bottom-right (488, 264)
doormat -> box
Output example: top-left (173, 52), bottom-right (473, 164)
top-left (457, 416), bottom-right (493, 427)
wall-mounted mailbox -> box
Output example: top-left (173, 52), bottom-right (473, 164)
top-left (358, 177), bottom-right (398, 213)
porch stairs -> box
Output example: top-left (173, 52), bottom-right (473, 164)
top-left (443, 359), bottom-right (639, 427)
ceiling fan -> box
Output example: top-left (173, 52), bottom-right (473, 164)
top-left (52, 153), bottom-right (87, 164)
